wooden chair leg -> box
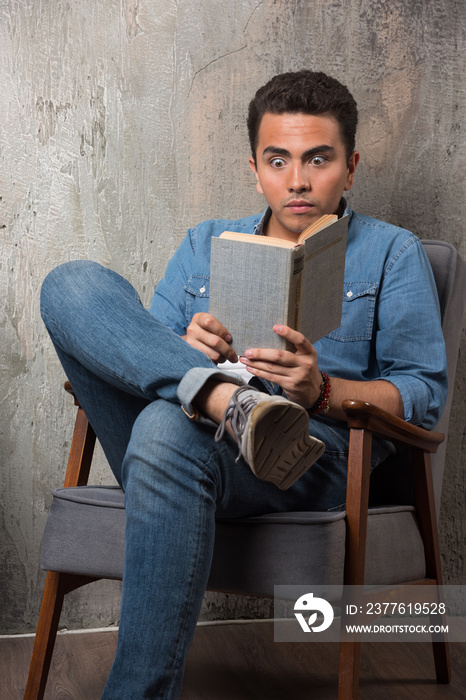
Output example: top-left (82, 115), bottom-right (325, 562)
top-left (432, 641), bottom-right (451, 684)
top-left (24, 571), bottom-right (99, 699)
top-left (338, 642), bottom-right (361, 700)
top-left (411, 448), bottom-right (451, 684)
top-left (25, 388), bottom-right (99, 698)
top-left (338, 428), bottom-right (373, 700)
top-left (24, 571), bottom-right (67, 700)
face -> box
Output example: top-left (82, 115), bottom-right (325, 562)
top-left (249, 112), bottom-right (359, 241)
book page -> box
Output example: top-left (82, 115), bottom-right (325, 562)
top-left (219, 231), bottom-right (296, 248)
top-left (297, 214), bottom-right (338, 243)
top-left (220, 214), bottom-right (338, 248)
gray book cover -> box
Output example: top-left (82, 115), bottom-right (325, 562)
top-left (209, 215), bottom-right (348, 354)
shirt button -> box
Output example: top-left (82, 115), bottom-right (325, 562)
top-left (346, 291), bottom-right (353, 298)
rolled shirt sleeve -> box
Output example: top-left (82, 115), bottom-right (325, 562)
top-left (372, 236), bottom-right (447, 428)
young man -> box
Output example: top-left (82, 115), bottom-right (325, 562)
top-left (40, 71), bottom-right (447, 698)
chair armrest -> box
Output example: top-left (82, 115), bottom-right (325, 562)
top-left (62, 381), bottom-right (95, 487)
top-left (64, 380), bottom-right (80, 406)
top-left (342, 400), bottom-right (444, 453)
top-left (342, 401), bottom-right (445, 589)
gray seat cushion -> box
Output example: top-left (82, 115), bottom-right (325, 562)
top-left (41, 486), bottom-right (126, 580)
top-left (41, 485), bottom-right (426, 591)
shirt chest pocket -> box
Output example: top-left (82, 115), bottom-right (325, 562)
top-left (184, 274), bottom-right (210, 325)
top-left (326, 282), bottom-right (379, 342)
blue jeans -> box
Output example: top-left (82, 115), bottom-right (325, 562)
top-left (40, 261), bottom-right (390, 699)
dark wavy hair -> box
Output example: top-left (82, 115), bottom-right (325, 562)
top-left (247, 71), bottom-right (358, 164)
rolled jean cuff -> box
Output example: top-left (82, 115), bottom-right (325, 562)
top-left (177, 367), bottom-right (246, 426)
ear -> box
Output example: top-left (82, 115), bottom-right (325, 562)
top-left (343, 150), bottom-right (360, 192)
top-left (249, 156), bottom-right (264, 196)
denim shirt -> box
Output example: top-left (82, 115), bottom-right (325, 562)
top-left (150, 204), bottom-right (448, 429)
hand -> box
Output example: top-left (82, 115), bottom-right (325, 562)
top-left (182, 312), bottom-right (238, 364)
top-left (239, 324), bottom-right (322, 408)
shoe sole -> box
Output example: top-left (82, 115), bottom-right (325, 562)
top-left (245, 400), bottom-right (325, 490)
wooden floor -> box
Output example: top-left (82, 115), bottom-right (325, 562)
top-left (2, 621), bottom-right (466, 699)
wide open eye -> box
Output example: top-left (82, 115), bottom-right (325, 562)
top-left (310, 155), bottom-right (327, 166)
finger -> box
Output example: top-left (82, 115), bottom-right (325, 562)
top-left (186, 336), bottom-right (235, 363)
top-left (195, 331), bottom-right (238, 363)
top-left (243, 364), bottom-right (302, 392)
top-left (239, 357), bottom-right (296, 378)
top-left (195, 312), bottom-right (232, 343)
top-left (272, 324), bottom-right (314, 354)
top-left (182, 334), bottom-right (222, 362)
top-left (242, 347), bottom-right (298, 367)
top-left (207, 335), bottom-right (238, 363)
top-left (186, 314), bottom-right (238, 362)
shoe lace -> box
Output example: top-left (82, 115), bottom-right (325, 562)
top-left (214, 386), bottom-right (259, 461)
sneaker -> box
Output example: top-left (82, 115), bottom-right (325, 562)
top-left (214, 385), bottom-right (325, 490)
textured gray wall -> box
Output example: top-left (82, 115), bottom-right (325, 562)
top-left (0, 0), bottom-right (464, 635)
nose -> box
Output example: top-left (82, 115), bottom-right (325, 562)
top-left (287, 161), bottom-right (310, 192)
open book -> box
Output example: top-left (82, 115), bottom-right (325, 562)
top-left (209, 214), bottom-right (348, 353)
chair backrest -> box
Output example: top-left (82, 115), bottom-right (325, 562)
top-left (368, 241), bottom-right (465, 517)
top-left (421, 240), bottom-right (466, 516)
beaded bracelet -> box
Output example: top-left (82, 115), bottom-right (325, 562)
top-left (309, 372), bottom-right (331, 415)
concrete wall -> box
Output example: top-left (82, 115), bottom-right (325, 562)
top-left (1, 0), bottom-right (464, 635)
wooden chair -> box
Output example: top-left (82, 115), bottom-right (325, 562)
top-left (25, 240), bottom-right (466, 699)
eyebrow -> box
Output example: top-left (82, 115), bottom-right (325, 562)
top-left (261, 145), bottom-right (335, 159)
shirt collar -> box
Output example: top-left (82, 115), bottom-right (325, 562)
top-left (253, 208), bottom-right (272, 236)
